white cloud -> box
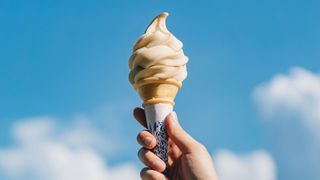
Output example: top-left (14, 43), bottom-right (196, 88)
top-left (252, 67), bottom-right (320, 179)
top-left (253, 67), bottom-right (320, 137)
top-left (0, 103), bottom-right (280, 180)
top-left (214, 149), bottom-right (277, 180)
top-left (0, 117), bottom-right (140, 180)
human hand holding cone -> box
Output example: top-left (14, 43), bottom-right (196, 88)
top-left (129, 13), bottom-right (188, 162)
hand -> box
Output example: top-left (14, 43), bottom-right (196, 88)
top-left (134, 107), bottom-right (219, 180)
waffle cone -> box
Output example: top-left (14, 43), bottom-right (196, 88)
top-left (134, 77), bottom-right (182, 106)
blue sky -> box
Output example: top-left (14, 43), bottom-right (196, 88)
top-left (1, 0), bottom-right (320, 179)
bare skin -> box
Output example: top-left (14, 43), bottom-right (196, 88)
top-left (134, 107), bottom-right (219, 180)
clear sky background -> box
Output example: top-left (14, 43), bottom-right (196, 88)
top-left (1, 0), bottom-right (320, 180)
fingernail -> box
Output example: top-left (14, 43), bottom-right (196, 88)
top-left (143, 137), bottom-right (152, 146)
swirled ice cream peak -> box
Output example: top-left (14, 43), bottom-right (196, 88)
top-left (129, 12), bottom-right (188, 86)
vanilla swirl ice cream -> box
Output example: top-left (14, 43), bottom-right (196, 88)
top-left (128, 13), bottom-right (189, 162)
top-left (129, 12), bottom-right (188, 87)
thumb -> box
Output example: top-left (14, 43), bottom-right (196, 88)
top-left (165, 112), bottom-right (198, 153)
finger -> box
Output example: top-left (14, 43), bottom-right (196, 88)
top-left (140, 167), bottom-right (167, 180)
top-left (165, 112), bottom-right (198, 153)
top-left (138, 148), bottom-right (166, 172)
top-left (134, 107), bottom-right (147, 128)
top-left (137, 130), bottom-right (157, 149)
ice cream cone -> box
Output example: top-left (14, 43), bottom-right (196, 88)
top-left (128, 12), bottom-right (188, 163)
top-left (134, 77), bottom-right (182, 106)
top-left (134, 77), bottom-right (182, 162)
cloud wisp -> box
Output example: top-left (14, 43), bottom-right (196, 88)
top-left (252, 67), bottom-right (320, 179)
top-left (0, 117), bottom-right (140, 180)
top-left (253, 67), bottom-right (320, 138)
top-left (0, 104), bottom-right (278, 180)
top-left (214, 149), bottom-right (277, 180)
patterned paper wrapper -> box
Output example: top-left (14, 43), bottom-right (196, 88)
top-left (144, 103), bottom-right (173, 162)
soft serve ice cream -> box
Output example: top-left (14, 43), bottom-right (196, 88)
top-left (129, 12), bottom-right (188, 87)
top-left (128, 12), bottom-right (189, 162)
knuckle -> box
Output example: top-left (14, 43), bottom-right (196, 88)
top-left (136, 133), bottom-right (142, 144)
top-left (140, 167), bottom-right (149, 179)
top-left (137, 131), bottom-right (144, 142)
top-left (140, 168), bottom-right (161, 180)
top-left (137, 130), bottom-right (150, 145)
top-left (137, 148), bottom-right (145, 159)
